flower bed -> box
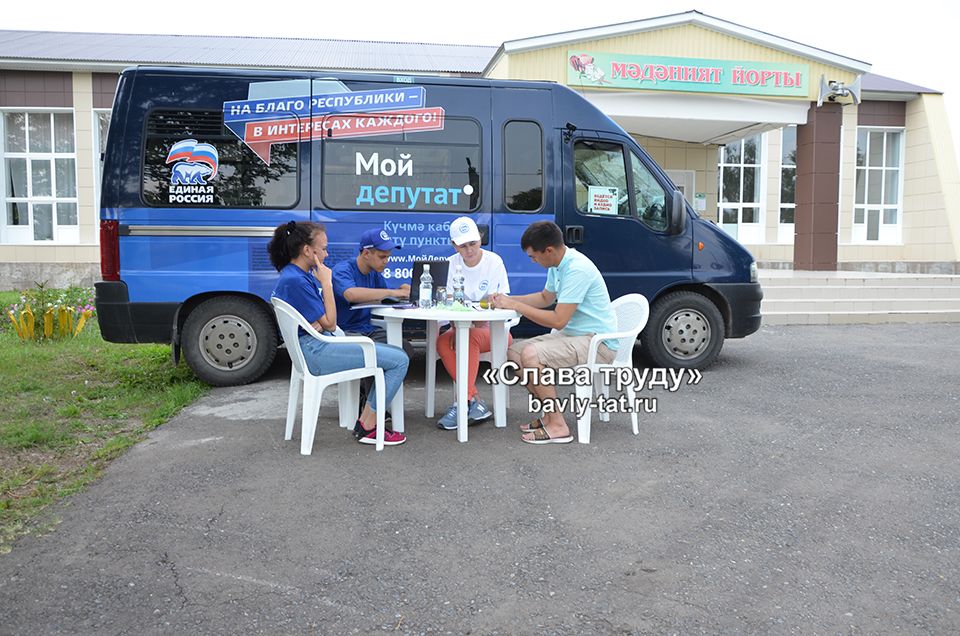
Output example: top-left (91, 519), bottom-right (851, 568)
top-left (6, 283), bottom-right (95, 341)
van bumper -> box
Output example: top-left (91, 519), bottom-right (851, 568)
top-left (706, 282), bottom-right (763, 338)
top-left (94, 281), bottom-right (178, 344)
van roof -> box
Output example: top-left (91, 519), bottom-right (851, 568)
top-left (127, 65), bottom-right (561, 92)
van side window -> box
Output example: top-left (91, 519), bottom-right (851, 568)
top-left (574, 140), bottom-right (629, 216)
top-left (142, 109), bottom-right (299, 208)
top-left (320, 116), bottom-right (481, 212)
top-left (504, 121), bottom-right (543, 211)
top-left (630, 151), bottom-right (669, 232)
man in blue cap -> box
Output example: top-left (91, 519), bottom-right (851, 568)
top-left (333, 228), bottom-right (412, 344)
top-left (333, 229), bottom-right (415, 416)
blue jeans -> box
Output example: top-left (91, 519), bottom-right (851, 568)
top-left (298, 334), bottom-right (409, 413)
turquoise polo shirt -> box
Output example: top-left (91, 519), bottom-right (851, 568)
top-left (545, 247), bottom-right (619, 350)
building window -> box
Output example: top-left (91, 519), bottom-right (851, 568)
top-left (854, 128), bottom-right (903, 244)
top-left (718, 133), bottom-right (763, 243)
top-left (2, 111), bottom-right (79, 244)
top-left (778, 125), bottom-right (796, 244)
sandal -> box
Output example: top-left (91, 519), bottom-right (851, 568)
top-left (519, 417), bottom-right (544, 433)
top-left (521, 426), bottom-right (574, 445)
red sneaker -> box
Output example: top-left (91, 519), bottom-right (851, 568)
top-left (353, 421), bottom-right (406, 446)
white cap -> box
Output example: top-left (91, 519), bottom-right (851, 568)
top-left (450, 216), bottom-right (481, 246)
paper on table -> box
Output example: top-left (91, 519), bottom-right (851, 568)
top-left (352, 300), bottom-right (415, 309)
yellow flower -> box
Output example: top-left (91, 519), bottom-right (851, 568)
top-left (44, 308), bottom-right (54, 338)
top-left (8, 310), bottom-right (25, 339)
top-left (22, 307), bottom-right (35, 339)
top-left (75, 310), bottom-right (92, 336)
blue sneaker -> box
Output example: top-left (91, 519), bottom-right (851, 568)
top-left (467, 398), bottom-right (493, 424)
top-left (437, 403), bottom-right (458, 430)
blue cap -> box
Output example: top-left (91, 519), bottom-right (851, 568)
top-left (359, 228), bottom-right (400, 251)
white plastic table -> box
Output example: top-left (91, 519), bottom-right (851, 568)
top-left (371, 306), bottom-right (519, 442)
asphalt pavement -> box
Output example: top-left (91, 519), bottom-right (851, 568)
top-left (1, 323), bottom-right (959, 634)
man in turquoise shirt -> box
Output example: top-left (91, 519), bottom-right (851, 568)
top-left (492, 221), bottom-right (617, 445)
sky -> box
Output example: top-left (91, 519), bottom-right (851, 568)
top-left (7, 0), bottom-right (959, 152)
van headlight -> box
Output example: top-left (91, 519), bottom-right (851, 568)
top-left (750, 261), bottom-right (758, 283)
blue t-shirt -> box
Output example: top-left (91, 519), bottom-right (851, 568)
top-left (545, 247), bottom-right (619, 350)
top-left (332, 259), bottom-right (388, 334)
top-left (272, 263), bottom-right (326, 336)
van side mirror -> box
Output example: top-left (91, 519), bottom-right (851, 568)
top-left (670, 190), bottom-right (686, 235)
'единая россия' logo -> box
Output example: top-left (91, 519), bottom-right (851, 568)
top-left (165, 139), bottom-right (219, 203)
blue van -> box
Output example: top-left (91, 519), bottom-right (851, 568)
top-left (95, 66), bottom-right (762, 386)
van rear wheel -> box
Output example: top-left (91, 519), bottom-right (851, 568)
top-left (181, 296), bottom-right (277, 386)
top-left (640, 291), bottom-right (723, 369)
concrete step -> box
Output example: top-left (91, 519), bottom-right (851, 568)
top-left (756, 270), bottom-right (960, 325)
top-left (762, 297), bottom-right (960, 313)
top-left (763, 310), bottom-right (960, 325)
top-left (761, 285), bottom-right (960, 300)
top-left (760, 274), bottom-right (960, 287)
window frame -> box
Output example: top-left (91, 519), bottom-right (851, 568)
top-left (140, 107), bottom-right (302, 210)
top-left (629, 148), bottom-right (670, 233)
top-left (777, 125), bottom-right (797, 244)
top-left (572, 137), bottom-right (633, 219)
top-left (717, 133), bottom-right (765, 243)
top-left (92, 108), bottom-right (112, 244)
top-left (852, 126), bottom-right (904, 244)
top-left (502, 119), bottom-right (544, 213)
top-left (318, 115), bottom-right (483, 213)
top-left (570, 137), bottom-right (671, 231)
top-left (1, 108), bottom-right (80, 245)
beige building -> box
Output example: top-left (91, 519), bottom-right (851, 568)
top-left (1, 10), bottom-right (959, 289)
top-left (485, 12), bottom-right (960, 273)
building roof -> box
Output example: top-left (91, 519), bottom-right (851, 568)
top-left (1, 25), bottom-right (939, 102)
top-left (485, 10), bottom-right (872, 76)
top-left (0, 30), bottom-right (498, 75)
top-left (862, 72), bottom-right (940, 96)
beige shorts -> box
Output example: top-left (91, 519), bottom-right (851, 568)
top-left (508, 331), bottom-right (615, 369)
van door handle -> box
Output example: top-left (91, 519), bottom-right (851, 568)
top-left (477, 224), bottom-right (489, 246)
top-left (565, 225), bottom-right (584, 244)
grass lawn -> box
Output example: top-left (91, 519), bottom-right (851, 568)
top-left (0, 290), bottom-right (208, 553)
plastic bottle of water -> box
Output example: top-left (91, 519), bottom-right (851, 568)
top-left (418, 264), bottom-right (433, 309)
top-left (452, 264), bottom-right (465, 305)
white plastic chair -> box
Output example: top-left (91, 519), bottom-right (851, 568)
top-left (425, 316), bottom-right (520, 417)
top-left (271, 297), bottom-right (386, 453)
top-left (572, 294), bottom-right (650, 444)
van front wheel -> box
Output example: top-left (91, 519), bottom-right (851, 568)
top-left (640, 292), bottom-right (723, 369)
top-left (181, 296), bottom-right (277, 386)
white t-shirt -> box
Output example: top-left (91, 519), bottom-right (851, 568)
top-left (446, 250), bottom-right (510, 302)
